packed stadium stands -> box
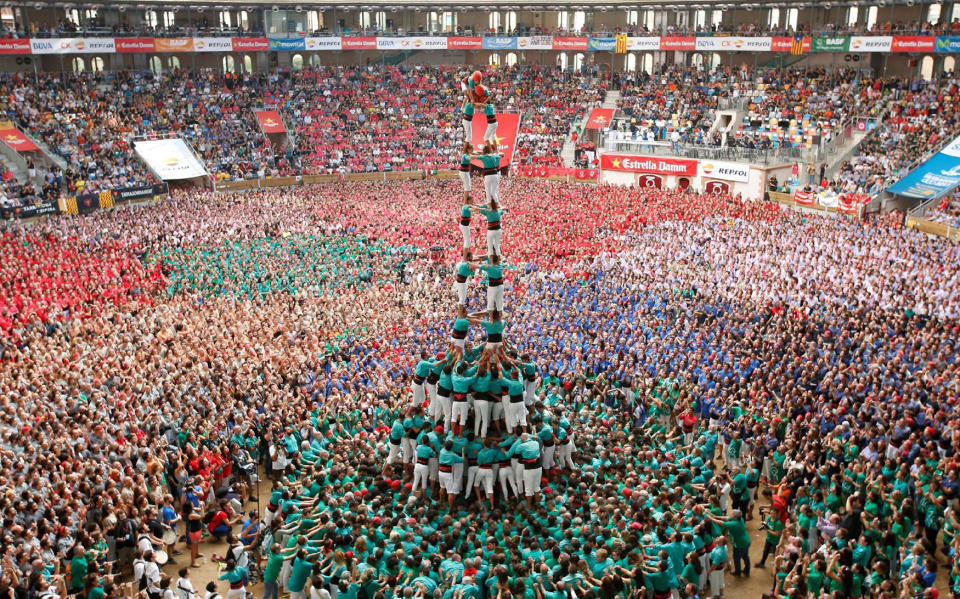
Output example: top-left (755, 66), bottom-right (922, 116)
top-left (1, 4), bottom-right (960, 599)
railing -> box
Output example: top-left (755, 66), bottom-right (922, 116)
top-left (717, 97), bottom-right (748, 112)
top-left (905, 215), bottom-right (960, 242)
top-left (601, 138), bottom-right (803, 165)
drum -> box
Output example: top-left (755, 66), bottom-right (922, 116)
top-left (162, 529), bottom-right (178, 546)
top-left (155, 550), bottom-right (169, 565)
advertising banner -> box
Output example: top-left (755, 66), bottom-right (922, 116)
top-left (886, 134), bottom-right (960, 199)
top-left (116, 38), bottom-right (156, 53)
top-left (600, 154), bottom-right (698, 176)
top-left (849, 36), bottom-right (892, 52)
top-left (584, 108), bottom-right (615, 130)
top-left (192, 37), bottom-right (233, 52)
top-left (660, 37), bottom-right (696, 51)
top-left (231, 37), bottom-right (269, 52)
top-left (696, 37), bottom-right (772, 51)
top-left (376, 37), bottom-right (408, 50)
top-left (470, 113), bottom-right (521, 169)
top-left (517, 36), bottom-right (553, 50)
top-left (113, 185), bottom-right (158, 203)
top-left (408, 37), bottom-right (448, 50)
top-left (698, 160), bottom-right (750, 182)
top-left (305, 37), bottom-right (342, 50)
top-left (891, 36), bottom-right (936, 52)
top-left (151, 38), bottom-right (192, 52)
top-left (482, 36), bottom-right (518, 50)
top-left (0, 39), bottom-right (31, 54)
top-left (588, 37), bottom-right (616, 51)
top-left (936, 36), bottom-right (960, 52)
top-left (134, 138), bottom-right (209, 180)
top-left (0, 128), bottom-right (39, 152)
top-left (626, 37), bottom-right (661, 51)
top-left (448, 37), bottom-right (483, 50)
top-left (341, 37), bottom-right (376, 51)
top-left (268, 37), bottom-right (306, 51)
top-left (811, 37), bottom-right (850, 52)
top-left (155, 38), bottom-right (195, 52)
top-left (15, 201), bottom-right (60, 218)
top-left (771, 36), bottom-right (811, 52)
top-left (30, 38), bottom-right (115, 54)
top-left (552, 37), bottom-right (589, 51)
top-left (255, 110), bottom-right (287, 134)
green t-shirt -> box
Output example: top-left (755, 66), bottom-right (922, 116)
top-left (723, 519), bottom-right (751, 548)
top-left (263, 551), bottom-right (284, 582)
top-left (288, 557), bottom-right (313, 593)
top-left (70, 556), bottom-right (88, 588)
top-left (764, 517), bottom-right (783, 545)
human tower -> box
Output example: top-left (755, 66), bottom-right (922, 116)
top-left (382, 70), bottom-right (574, 511)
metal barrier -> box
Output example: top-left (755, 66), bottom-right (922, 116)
top-left (717, 97), bottom-right (748, 112)
top-left (601, 137), bottom-right (802, 165)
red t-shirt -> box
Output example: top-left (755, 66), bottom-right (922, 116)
top-left (208, 511), bottom-right (229, 532)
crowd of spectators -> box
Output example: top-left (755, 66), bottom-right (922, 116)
top-left (0, 64), bottom-right (957, 206)
top-left (4, 16), bottom-right (960, 39)
top-left (0, 179), bottom-right (958, 599)
top-left (0, 65), bottom-right (598, 188)
top-left (925, 190), bottom-right (960, 226)
top-left (832, 75), bottom-right (960, 195)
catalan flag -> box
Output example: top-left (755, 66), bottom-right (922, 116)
top-left (615, 34), bottom-right (628, 54)
top-left (791, 35), bottom-right (806, 55)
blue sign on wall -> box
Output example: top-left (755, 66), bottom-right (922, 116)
top-left (482, 36), bottom-right (518, 50)
top-left (588, 37), bottom-right (616, 51)
top-left (887, 135), bottom-right (960, 199)
top-left (268, 38), bottom-right (306, 51)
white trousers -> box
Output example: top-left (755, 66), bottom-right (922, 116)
top-left (476, 468), bottom-right (495, 495)
top-left (386, 441), bottom-right (402, 465)
top-left (452, 399), bottom-right (470, 425)
top-left (504, 401), bottom-right (526, 434)
top-left (708, 569), bottom-right (725, 597)
top-left (464, 465), bottom-right (479, 495)
top-left (454, 280), bottom-right (468, 305)
top-left (402, 438), bottom-right (416, 465)
top-left (483, 173), bottom-right (500, 205)
top-left (499, 464), bottom-right (518, 498)
top-left (473, 399), bottom-right (491, 437)
top-left (484, 121), bottom-right (498, 142)
top-left (462, 118), bottom-right (472, 140)
top-left (438, 395), bottom-right (453, 432)
top-left (542, 445), bottom-right (556, 470)
top-left (226, 588), bottom-right (246, 599)
top-left (556, 441), bottom-right (575, 469)
top-left (458, 170), bottom-right (472, 192)
top-left (523, 379), bottom-right (537, 406)
top-left (486, 228), bottom-right (502, 257)
top-left (452, 462), bottom-right (464, 494)
top-left (412, 382), bottom-right (425, 408)
top-left (487, 284), bottom-right (504, 311)
top-left (459, 223), bottom-right (472, 249)
top-left (439, 471), bottom-right (456, 494)
top-left (413, 463), bottom-right (430, 492)
top-left (522, 466), bottom-right (542, 497)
